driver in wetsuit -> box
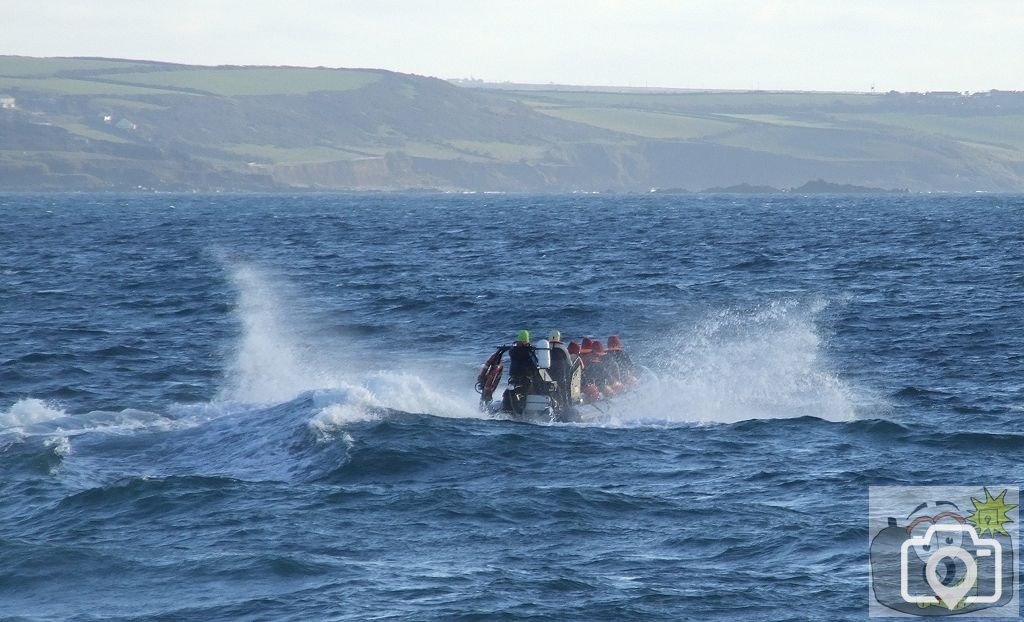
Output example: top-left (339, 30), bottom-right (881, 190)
top-left (504, 329), bottom-right (538, 412)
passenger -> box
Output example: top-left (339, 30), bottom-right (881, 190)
top-left (591, 340), bottom-right (614, 394)
top-left (565, 341), bottom-right (584, 405)
top-left (548, 331), bottom-right (572, 410)
top-left (581, 338), bottom-right (607, 400)
top-left (605, 335), bottom-right (636, 387)
top-left (581, 338), bottom-right (603, 367)
top-left (567, 341), bottom-right (582, 363)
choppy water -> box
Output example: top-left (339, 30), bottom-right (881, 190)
top-left (1, 193), bottom-right (1022, 620)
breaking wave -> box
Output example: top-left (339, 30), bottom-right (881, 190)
top-left (218, 262), bottom-right (479, 438)
top-left (600, 299), bottom-right (864, 425)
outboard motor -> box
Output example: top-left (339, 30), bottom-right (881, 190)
top-left (523, 394), bottom-right (552, 418)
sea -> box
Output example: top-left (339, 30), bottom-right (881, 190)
top-left (1, 193), bottom-right (1021, 621)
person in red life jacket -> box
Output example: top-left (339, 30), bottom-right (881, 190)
top-left (581, 338), bottom-right (608, 401)
top-left (580, 337), bottom-right (594, 356)
top-left (567, 341), bottom-right (582, 369)
top-left (579, 337), bottom-right (597, 379)
top-left (564, 341), bottom-right (585, 405)
top-left (604, 335), bottom-right (636, 389)
top-left (591, 340), bottom-right (619, 396)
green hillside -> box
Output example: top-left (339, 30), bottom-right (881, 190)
top-left (1, 55), bottom-right (1022, 191)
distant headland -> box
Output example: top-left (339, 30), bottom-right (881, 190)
top-left (1, 55), bottom-right (1022, 193)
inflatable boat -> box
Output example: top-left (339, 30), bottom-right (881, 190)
top-left (475, 335), bottom-right (635, 423)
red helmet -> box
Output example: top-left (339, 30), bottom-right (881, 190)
top-left (591, 340), bottom-right (605, 355)
top-left (580, 337), bottom-right (593, 353)
top-left (607, 335), bottom-right (623, 351)
top-left (568, 341), bottom-right (581, 355)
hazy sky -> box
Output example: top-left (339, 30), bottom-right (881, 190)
top-left (3, 0), bottom-right (1022, 92)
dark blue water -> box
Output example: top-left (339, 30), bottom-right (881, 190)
top-left (1, 193), bottom-right (1021, 620)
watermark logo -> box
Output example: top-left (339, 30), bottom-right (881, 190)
top-left (869, 486), bottom-right (1018, 617)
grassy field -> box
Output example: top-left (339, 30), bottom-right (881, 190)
top-left (0, 76), bottom-right (186, 96)
top-left (831, 112), bottom-right (1024, 151)
top-left (508, 89), bottom-right (881, 114)
top-left (0, 56), bottom-right (382, 97)
top-left (223, 144), bottom-right (387, 164)
top-left (0, 56), bottom-right (148, 77)
top-left (49, 119), bottom-right (133, 144)
top-left (535, 106), bottom-right (738, 139)
top-left (92, 97), bottom-right (168, 111)
top-left (111, 67), bottom-right (383, 96)
top-left (718, 113), bottom-right (838, 129)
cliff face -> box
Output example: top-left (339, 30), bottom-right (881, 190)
top-left (2, 56), bottom-right (1023, 192)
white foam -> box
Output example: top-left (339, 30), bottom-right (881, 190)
top-left (44, 435), bottom-right (72, 457)
top-left (0, 398), bottom-right (68, 429)
top-left (608, 299), bottom-right (858, 425)
top-left (219, 263), bottom-right (481, 423)
top-left (306, 371), bottom-right (480, 440)
top-left (220, 263), bottom-right (314, 403)
top-left (1, 398), bottom-right (196, 442)
top-left (310, 402), bottom-right (378, 441)
top-left (359, 370), bottom-right (478, 418)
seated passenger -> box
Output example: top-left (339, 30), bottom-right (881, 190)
top-left (548, 331), bottom-right (572, 409)
top-left (567, 341), bottom-right (582, 363)
top-left (581, 339), bottom-right (608, 399)
top-left (592, 340), bottom-right (616, 394)
top-left (565, 341), bottom-right (584, 404)
top-left (549, 330), bottom-right (568, 356)
top-left (605, 335), bottom-right (636, 386)
top-left (580, 337), bottom-right (594, 357)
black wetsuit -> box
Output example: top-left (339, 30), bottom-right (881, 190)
top-left (504, 343), bottom-right (538, 413)
top-left (549, 343), bottom-right (572, 407)
top-left (508, 343), bottom-right (538, 386)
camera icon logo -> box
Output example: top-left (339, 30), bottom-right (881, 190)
top-left (869, 486), bottom-right (1018, 617)
top-left (900, 524), bottom-right (1002, 610)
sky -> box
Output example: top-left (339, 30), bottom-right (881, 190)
top-left (2, 0), bottom-right (1023, 92)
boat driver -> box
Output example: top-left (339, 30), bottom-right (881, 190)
top-left (508, 329), bottom-right (538, 390)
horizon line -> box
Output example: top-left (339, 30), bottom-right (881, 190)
top-left (2, 53), bottom-right (1019, 96)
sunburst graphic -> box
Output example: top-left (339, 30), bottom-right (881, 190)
top-left (966, 487), bottom-right (1017, 536)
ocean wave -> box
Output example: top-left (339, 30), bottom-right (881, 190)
top-left (913, 429), bottom-right (1024, 450)
top-left (217, 262), bottom-right (481, 420)
top-left (0, 398), bottom-right (68, 429)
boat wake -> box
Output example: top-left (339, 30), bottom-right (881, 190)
top-left (611, 298), bottom-right (865, 425)
top-left (1, 264), bottom-right (872, 489)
